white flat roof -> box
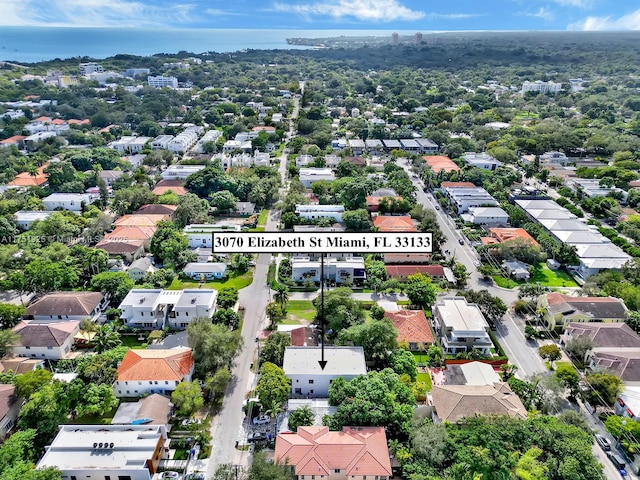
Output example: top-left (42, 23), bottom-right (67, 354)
top-left (174, 289), bottom-right (217, 307)
top-left (37, 425), bottom-right (165, 471)
top-left (283, 346), bottom-right (367, 376)
top-left (435, 297), bottom-right (489, 331)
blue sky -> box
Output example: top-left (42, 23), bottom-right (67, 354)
top-left (1, 0), bottom-right (639, 30)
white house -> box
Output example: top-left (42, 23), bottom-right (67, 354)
top-left (14, 210), bottom-right (53, 229)
top-left (36, 424), bottom-right (169, 480)
top-left (25, 291), bottom-right (108, 323)
top-left (521, 80), bottom-right (562, 94)
top-left (466, 206), bottom-right (509, 225)
top-left (147, 75), bottom-right (178, 88)
top-left (114, 348), bottom-right (194, 398)
top-left (291, 257), bottom-right (366, 285)
top-left (109, 136), bottom-right (151, 154)
top-left (118, 289), bottom-right (216, 330)
top-left (183, 223), bottom-right (240, 248)
top-left (161, 164), bottom-right (206, 180)
top-left (196, 129), bottom-right (223, 153)
top-left (151, 134), bottom-right (174, 150)
top-left (167, 127), bottom-right (201, 153)
top-left (79, 62), bottom-right (104, 75)
top-left (182, 262), bottom-right (227, 280)
top-left (416, 138), bottom-right (439, 153)
top-left (42, 193), bottom-right (98, 212)
top-left (540, 151), bottom-right (569, 165)
top-left (463, 152), bottom-right (502, 171)
top-left (170, 289), bottom-right (218, 329)
top-left (12, 320), bottom-right (79, 360)
top-left (443, 186), bottom-right (498, 214)
top-left (433, 297), bottom-right (493, 355)
top-left (295, 154), bottom-right (314, 167)
top-left (295, 204), bottom-right (344, 223)
top-left (283, 346), bottom-right (367, 397)
top-left (299, 168), bottom-right (335, 188)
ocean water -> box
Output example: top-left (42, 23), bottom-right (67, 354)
top-left (0, 27), bottom-right (413, 63)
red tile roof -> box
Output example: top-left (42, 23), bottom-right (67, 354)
top-left (152, 180), bottom-right (188, 196)
top-left (384, 310), bottom-right (434, 345)
top-left (33, 116), bottom-right (52, 123)
top-left (385, 265), bottom-right (444, 278)
top-left (117, 348), bottom-right (194, 382)
top-left (441, 181), bottom-right (476, 188)
top-left (51, 119), bottom-right (67, 125)
top-left (275, 426), bottom-right (392, 477)
top-left (366, 196), bottom-right (403, 211)
top-left (252, 126), bottom-right (276, 131)
top-left (423, 155), bottom-right (460, 173)
top-left (7, 163), bottom-right (49, 187)
top-left (372, 215), bottom-right (416, 232)
top-left (67, 119), bottom-right (90, 125)
top-left (114, 214), bottom-right (169, 227)
top-left (103, 225), bottom-right (157, 242)
top-left (0, 135), bottom-right (27, 144)
top-left (488, 227), bottom-right (539, 247)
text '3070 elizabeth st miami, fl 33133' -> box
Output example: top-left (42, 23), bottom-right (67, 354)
top-left (211, 232), bottom-right (433, 254)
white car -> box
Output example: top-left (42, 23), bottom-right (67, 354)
top-left (252, 415), bottom-right (270, 425)
top-left (160, 472), bottom-right (180, 479)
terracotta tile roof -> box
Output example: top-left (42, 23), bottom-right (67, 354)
top-left (275, 426), bottom-right (392, 477)
top-left (26, 291), bottom-right (104, 317)
top-left (7, 163), bottom-right (49, 187)
top-left (103, 226), bottom-right (157, 242)
top-left (384, 310), bottom-right (434, 345)
top-left (431, 383), bottom-right (527, 422)
top-left (13, 320), bottom-right (79, 347)
top-left (423, 155), bottom-right (460, 173)
top-left (117, 348), bottom-right (194, 382)
top-left (33, 116), bottom-right (52, 123)
top-left (67, 119), bottom-right (90, 125)
top-left (152, 180), bottom-right (188, 196)
top-left (480, 237), bottom-right (500, 245)
top-left (440, 181), bottom-right (476, 188)
top-left (489, 227), bottom-right (539, 247)
top-left (372, 215), bottom-right (417, 232)
top-left (366, 195), bottom-right (402, 211)
top-left (0, 384), bottom-right (17, 419)
top-left (0, 135), bottom-right (27, 144)
top-left (252, 126), bottom-right (276, 131)
top-left (114, 214), bottom-right (169, 227)
top-left (95, 238), bottom-right (145, 254)
top-left (385, 265), bottom-right (444, 278)
top-left (51, 119), bottom-right (67, 125)
top-left (629, 180), bottom-right (640, 188)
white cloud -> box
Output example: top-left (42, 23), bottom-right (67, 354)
top-left (0, 0), bottom-right (196, 27)
top-left (569, 8), bottom-right (640, 30)
top-left (519, 7), bottom-right (554, 21)
top-left (205, 8), bottom-right (244, 16)
top-left (550, 0), bottom-right (592, 7)
top-left (271, 0), bottom-right (425, 22)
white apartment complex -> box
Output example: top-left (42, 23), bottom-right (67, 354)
top-left (161, 164), bottom-right (206, 180)
top-left (295, 204), bottom-right (344, 222)
top-left (147, 75), bottom-right (178, 88)
top-left (521, 80), bottom-right (562, 94)
top-left (433, 297), bottom-right (493, 355)
top-left (299, 168), bottom-right (335, 188)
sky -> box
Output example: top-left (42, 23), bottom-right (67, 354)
top-left (0, 0), bottom-right (640, 30)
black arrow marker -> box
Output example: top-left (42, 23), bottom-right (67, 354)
top-left (318, 252), bottom-right (327, 370)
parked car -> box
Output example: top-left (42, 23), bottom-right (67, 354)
top-left (435, 205), bottom-right (440, 210)
top-left (607, 451), bottom-right (626, 470)
top-left (160, 472), bottom-right (180, 479)
top-left (458, 238), bottom-right (464, 245)
top-left (184, 474), bottom-right (205, 480)
top-left (473, 260), bottom-right (482, 267)
top-left (247, 432), bottom-right (267, 443)
top-left (595, 434), bottom-right (611, 451)
top-left (252, 415), bottom-right (270, 425)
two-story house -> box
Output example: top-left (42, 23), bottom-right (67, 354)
top-left (169, 289), bottom-right (217, 329)
top-left (538, 292), bottom-right (628, 331)
top-left (275, 426), bottom-right (392, 480)
top-left (113, 348), bottom-right (194, 398)
top-left (12, 320), bottom-right (80, 360)
top-left (25, 291), bottom-right (109, 323)
top-left (433, 297), bottom-right (493, 355)
top-left (283, 346), bottom-right (367, 397)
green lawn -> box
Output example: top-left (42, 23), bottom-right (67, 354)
top-left (286, 300), bottom-right (316, 323)
top-left (416, 371), bottom-right (433, 392)
top-left (66, 407), bottom-right (118, 425)
top-left (413, 352), bottom-right (429, 364)
top-left (168, 271), bottom-right (254, 291)
top-left (257, 209), bottom-right (268, 227)
top-left (529, 264), bottom-right (578, 287)
top-left (120, 335), bottom-right (148, 349)
top-left (492, 263), bottom-right (578, 289)
top-left (492, 275), bottom-right (520, 289)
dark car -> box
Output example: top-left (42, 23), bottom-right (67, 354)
top-left (595, 434), bottom-right (611, 451)
top-left (458, 238), bottom-right (464, 245)
top-left (247, 432), bottom-right (267, 443)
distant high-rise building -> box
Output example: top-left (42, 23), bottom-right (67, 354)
top-left (414, 32), bottom-right (423, 44)
top-left (392, 32), bottom-right (399, 45)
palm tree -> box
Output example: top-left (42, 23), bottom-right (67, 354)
top-left (274, 284), bottom-right (289, 307)
top-left (264, 399), bottom-right (285, 440)
top-left (93, 324), bottom-right (122, 353)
